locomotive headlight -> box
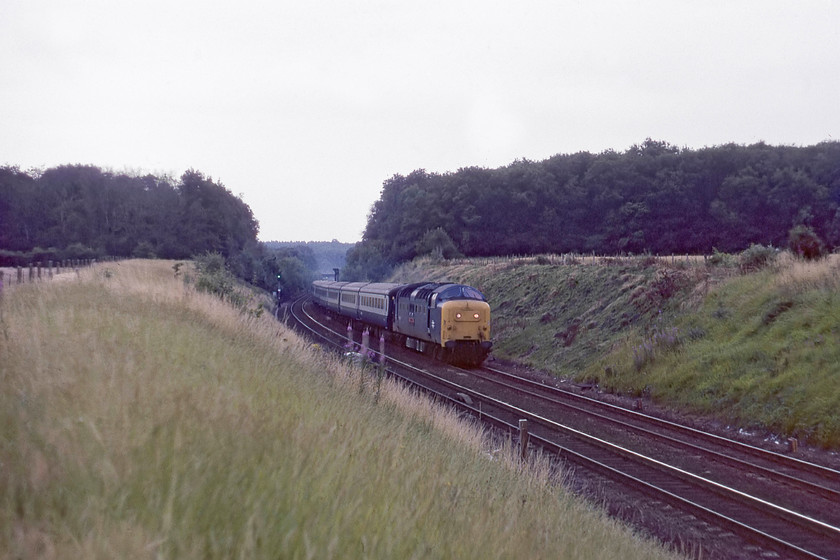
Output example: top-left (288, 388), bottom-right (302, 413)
top-left (456, 312), bottom-right (462, 319)
top-left (473, 313), bottom-right (480, 320)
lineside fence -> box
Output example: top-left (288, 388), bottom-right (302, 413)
top-left (0, 257), bottom-right (117, 289)
top-left (447, 253), bottom-right (713, 268)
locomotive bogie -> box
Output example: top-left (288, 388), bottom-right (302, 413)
top-left (444, 341), bottom-right (492, 367)
top-left (404, 337), bottom-right (429, 353)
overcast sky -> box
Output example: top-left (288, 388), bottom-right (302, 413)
top-left (2, 1), bottom-right (838, 242)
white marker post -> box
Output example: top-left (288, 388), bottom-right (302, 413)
top-left (376, 334), bottom-right (386, 402)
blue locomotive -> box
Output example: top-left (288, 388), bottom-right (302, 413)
top-left (311, 280), bottom-right (492, 366)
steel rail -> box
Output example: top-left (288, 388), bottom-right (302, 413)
top-left (484, 364), bottom-right (840, 483)
top-left (469, 366), bottom-right (840, 503)
top-left (409, 370), bottom-right (840, 558)
top-left (290, 297), bottom-right (840, 559)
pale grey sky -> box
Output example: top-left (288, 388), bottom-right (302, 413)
top-left (2, 1), bottom-right (838, 242)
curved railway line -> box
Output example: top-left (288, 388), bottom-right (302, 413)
top-left (287, 295), bottom-right (840, 560)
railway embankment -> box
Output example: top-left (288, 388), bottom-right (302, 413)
top-left (0, 259), bottom-right (677, 559)
top-left (392, 252), bottom-right (840, 451)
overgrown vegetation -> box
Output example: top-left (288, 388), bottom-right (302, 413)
top-left (788, 225), bottom-right (827, 260)
top-left (738, 243), bottom-right (777, 272)
top-left (587, 252), bottom-right (840, 447)
top-left (348, 140), bottom-right (840, 280)
top-left (189, 252), bottom-right (269, 315)
top-left (395, 249), bottom-right (840, 448)
top-left (0, 165), bottom-right (293, 295)
top-left (0, 166), bottom-right (257, 263)
top-left (0, 164), bottom-right (330, 298)
top-left (0, 260), bottom-right (677, 559)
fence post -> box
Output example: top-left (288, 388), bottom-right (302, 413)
top-left (17, 266), bottom-right (22, 284)
top-left (376, 334), bottom-right (386, 403)
top-left (361, 329), bottom-right (369, 357)
top-left (519, 419), bottom-right (530, 459)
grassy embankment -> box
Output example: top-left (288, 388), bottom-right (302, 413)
top-left (0, 260), bottom-right (677, 559)
top-left (395, 252), bottom-right (840, 448)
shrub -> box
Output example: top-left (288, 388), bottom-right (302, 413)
top-left (707, 249), bottom-right (733, 267)
top-left (0, 249), bottom-right (27, 267)
top-left (739, 244), bottom-right (777, 272)
top-left (62, 243), bottom-right (100, 261)
top-left (788, 225), bottom-right (826, 260)
top-left (415, 227), bottom-right (463, 260)
top-left (193, 252), bottom-right (246, 308)
top-left (632, 325), bottom-right (681, 371)
top-left (131, 241), bottom-right (157, 259)
top-left (29, 246), bottom-right (61, 263)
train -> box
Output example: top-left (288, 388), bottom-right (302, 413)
top-left (311, 280), bottom-right (492, 366)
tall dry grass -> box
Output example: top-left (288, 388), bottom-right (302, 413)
top-left (0, 260), bottom-right (678, 559)
top-left (772, 252), bottom-right (840, 293)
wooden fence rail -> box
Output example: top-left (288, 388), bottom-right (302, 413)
top-left (0, 258), bottom-right (111, 288)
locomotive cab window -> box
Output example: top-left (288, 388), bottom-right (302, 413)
top-left (438, 285), bottom-right (485, 302)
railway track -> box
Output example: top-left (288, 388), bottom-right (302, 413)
top-left (288, 295), bottom-right (840, 559)
top-left (475, 364), bottom-right (840, 504)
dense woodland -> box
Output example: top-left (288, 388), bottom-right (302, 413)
top-left (345, 140), bottom-right (840, 280)
top-left (0, 165), bottom-right (283, 291)
top-left (4, 140), bottom-right (840, 287)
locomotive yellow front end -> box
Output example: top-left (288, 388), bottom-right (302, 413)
top-left (439, 299), bottom-right (492, 366)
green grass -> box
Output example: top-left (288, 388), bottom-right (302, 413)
top-left (588, 257), bottom-right (840, 446)
top-left (0, 260), bottom-right (677, 559)
top-left (399, 253), bottom-right (840, 448)
top-left (400, 256), bottom-right (699, 374)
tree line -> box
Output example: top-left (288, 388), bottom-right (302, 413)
top-left (0, 164), bottom-right (287, 292)
top-left (345, 140), bottom-right (840, 280)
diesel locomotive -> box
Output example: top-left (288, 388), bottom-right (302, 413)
top-left (311, 280), bottom-right (492, 366)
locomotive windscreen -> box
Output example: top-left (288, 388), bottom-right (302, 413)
top-left (438, 285), bottom-right (485, 302)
